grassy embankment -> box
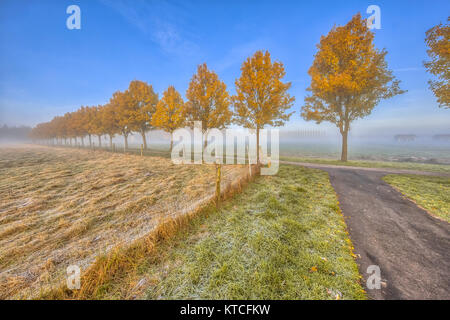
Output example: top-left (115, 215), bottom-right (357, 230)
top-left (77, 164), bottom-right (366, 300)
top-left (383, 174), bottom-right (450, 223)
top-left (280, 156), bottom-right (450, 174)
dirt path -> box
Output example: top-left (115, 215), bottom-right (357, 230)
top-left (282, 161), bottom-right (450, 300)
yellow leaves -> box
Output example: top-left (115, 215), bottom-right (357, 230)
top-left (151, 86), bottom-right (185, 133)
top-left (32, 51), bottom-right (296, 145)
top-left (233, 50), bottom-right (294, 129)
top-left (127, 80), bottom-right (159, 131)
top-left (302, 13), bottom-right (404, 135)
top-left (185, 63), bottom-right (232, 130)
top-left (326, 288), bottom-right (343, 300)
top-left (309, 266), bottom-right (318, 273)
top-left (424, 18), bottom-right (449, 108)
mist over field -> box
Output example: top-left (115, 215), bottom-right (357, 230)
top-left (2, 125), bottom-right (449, 165)
top-left (0, 125), bottom-right (32, 144)
top-left (278, 129), bottom-right (450, 164)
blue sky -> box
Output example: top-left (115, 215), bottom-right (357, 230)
top-left (0, 0), bottom-right (449, 136)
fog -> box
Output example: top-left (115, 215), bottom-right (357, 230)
top-left (2, 125), bottom-right (449, 165)
top-left (279, 130), bottom-right (450, 164)
top-left (0, 125), bottom-right (32, 144)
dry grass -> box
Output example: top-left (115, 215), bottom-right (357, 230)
top-left (0, 145), bottom-right (247, 299)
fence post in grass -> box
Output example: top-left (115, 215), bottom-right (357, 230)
top-left (215, 160), bottom-right (222, 208)
top-left (246, 144), bottom-right (252, 178)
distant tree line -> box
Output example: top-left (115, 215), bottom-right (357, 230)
top-left (0, 125), bottom-right (32, 141)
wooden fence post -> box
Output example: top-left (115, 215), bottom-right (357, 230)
top-left (215, 162), bottom-right (222, 208)
top-left (246, 144), bottom-right (252, 177)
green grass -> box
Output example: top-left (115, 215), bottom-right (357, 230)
top-left (280, 156), bottom-right (450, 174)
top-left (383, 174), bottom-right (450, 223)
top-left (56, 144), bottom-right (450, 173)
top-left (136, 165), bottom-right (365, 300)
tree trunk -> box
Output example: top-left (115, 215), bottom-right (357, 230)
top-left (170, 137), bottom-right (173, 152)
top-left (88, 135), bottom-right (92, 148)
top-left (204, 136), bottom-right (208, 149)
top-left (203, 131), bottom-right (208, 164)
top-left (141, 130), bottom-right (147, 150)
top-left (340, 130), bottom-right (348, 162)
top-left (81, 137), bottom-right (84, 147)
top-left (124, 135), bottom-right (128, 152)
top-left (256, 127), bottom-right (260, 165)
top-left (109, 135), bottom-right (113, 150)
top-left (98, 135), bottom-right (102, 148)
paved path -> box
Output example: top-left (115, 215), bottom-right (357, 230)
top-left (282, 161), bottom-right (450, 300)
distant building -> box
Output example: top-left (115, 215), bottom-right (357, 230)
top-left (394, 134), bottom-right (416, 142)
top-left (432, 134), bottom-right (450, 142)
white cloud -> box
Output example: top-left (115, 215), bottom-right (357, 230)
top-left (212, 39), bottom-right (270, 72)
top-left (393, 67), bottom-right (425, 72)
top-left (100, 0), bottom-right (199, 55)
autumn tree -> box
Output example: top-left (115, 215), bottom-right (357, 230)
top-left (109, 90), bottom-right (134, 151)
top-left (127, 80), bottom-right (158, 149)
top-left (151, 86), bottom-right (185, 151)
top-left (89, 105), bottom-right (106, 147)
top-left (301, 14), bottom-right (405, 161)
top-left (64, 112), bottom-right (76, 145)
top-left (233, 50), bottom-right (294, 164)
top-left (83, 106), bottom-right (93, 147)
top-left (77, 106), bottom-right (90, 147)
top-left (101, 104), bottom-right (120, 150)
top-left (53, 116), bottom-right (66, 145)
top-left (424, 17), bottom-right (449, 108)
top-left (185, 63), bottom-right (232, 149)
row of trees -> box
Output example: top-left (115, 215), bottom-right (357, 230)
top-left (31, 80), bottom-right (158, 150)
top-left (0, 125), bottom-right (32, 141)
top-left (31, 50), bottom-right (294, 163)
top-left (32, 14), bottom-right (448, 162)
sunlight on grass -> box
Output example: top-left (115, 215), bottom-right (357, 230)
top-left (281, 156), bottom-right (450, 173)
top-left (383, 174), bottom-right (450, 222)
top-left (140, 165), bottom-right (365, 300)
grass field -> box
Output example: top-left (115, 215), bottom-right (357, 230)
top-left (383, 174), bottom-right (450, 223)
top-left (0, 145), bottom-right (247, 299)
top-left (280, 156), bottom-right (450, 173)
top-left (89, 165), bottom-right (365, 300)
